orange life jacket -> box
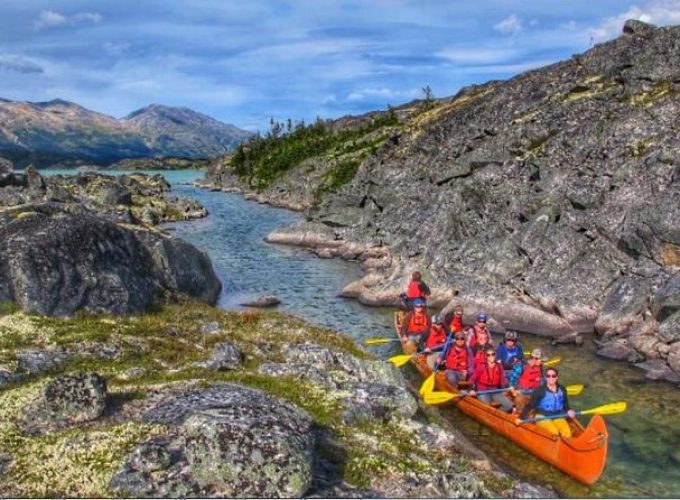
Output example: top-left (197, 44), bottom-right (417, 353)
top-left (444, 345), bottom-right (469, 372)
top-left (518, 363), bottom-right (543, 390)
top-left (407, 310), bottom-right (429, 335)
top-left (425, 325), bottom-right (447, 348)
top-left (407, 280), bottom-right (425, 300)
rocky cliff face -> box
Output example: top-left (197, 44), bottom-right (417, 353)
top-left (0, 99), bottom-right (251, 167)
top-left (206, 20), bottom-right (680, 384)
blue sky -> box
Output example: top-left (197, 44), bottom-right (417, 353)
top-left (1, 1), bottom-right (680, 131)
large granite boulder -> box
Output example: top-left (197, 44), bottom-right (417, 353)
top-left (111, 384), bottom-right (315, 498)
top-left (0, 203), bottom-right (221, 316)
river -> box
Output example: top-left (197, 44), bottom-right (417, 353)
top-left (43, 168), bottom-right (680, 498)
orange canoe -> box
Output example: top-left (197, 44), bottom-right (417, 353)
top-left (396, 312), bottom-right (608, 486)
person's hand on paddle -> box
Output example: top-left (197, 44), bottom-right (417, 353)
top-left (468, 390), bottom-right (476, 397)
top-left (401, 335), bottom-right (408, 343)
top-left (514, 417), bottom-right (522, 426)
top-left (567, 409), bottom-right (576, 419)
top-left (423, 347), bottom-right (431, 354)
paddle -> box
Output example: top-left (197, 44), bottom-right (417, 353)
top-left (520, 401), bottom-right (627, 423)
top-left (364, 337), bottom-right (401, 345)
top-left (419, 333), bottom-right (454, 396)
top-left (423, 384), bottom-right (584, 406)
top-left (388, 341), bottom-right (447, 367)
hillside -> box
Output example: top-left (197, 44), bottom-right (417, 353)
top-left (0, 99), bottom-right (251, 167)
top-left (205, 20), bottom-right (680, 385)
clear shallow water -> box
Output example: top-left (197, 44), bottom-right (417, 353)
top-left (39, 169), bottom-right (680, 498)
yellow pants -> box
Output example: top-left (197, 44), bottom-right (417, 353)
top-left (536, 416), bottom-right (572, 438)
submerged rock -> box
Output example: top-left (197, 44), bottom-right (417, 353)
top-left (240, 295), bottom-right (281, 307)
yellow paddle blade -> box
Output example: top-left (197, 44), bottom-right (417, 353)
top-left (364, 337), bottom-right (397, 345)
top-left (566, 384), bottom-right (584, 396)
top-left (423, 391), bottom-right (457, 405)
top-left (419, 373), bottom-right (436, 396)
top-left (580, 401), bottom-right (627, 416)
top-left (388, 354), bottom-right (414, 367)
top-left (543, 355), bottom-right (562, 367)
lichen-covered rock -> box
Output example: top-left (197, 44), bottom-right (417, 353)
top-left (652, 275), bottom-right (680, 323)
top-left (15, 348), bottom-right (69, 375)
top-left (339, 382), bottom-right (418, 424)
top-left (206, 342), bottom-right (243, 371)
top-left (21, 372), bottom-right (108, 433)
top-left (43, 371), bottom-right (108, 422)
top-left (113, 384), bottom-right (315, 498)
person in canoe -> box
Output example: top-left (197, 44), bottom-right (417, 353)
top-left (446, 305), bottom-right (466, 334)
top-left (515, 367), bottom-right (576, 437)
top-left (436, 331), bottom-right (472, 389)
top-left (516, 348), bottom-right (544, 391)
top-left (468, 346), bottom-right (514, 413)
top-left (405, 271), bottom-right (431, 309)
top-left (421, 315), bottom-right (449, 369)
top-left (469, 327), bottom-right (495, 369)
top-left (496, 330), bottom-right (525, 386)
top-left (399, 298), bottom-right (431, 351)
top-left (466, 312), bottom-right (493, 348)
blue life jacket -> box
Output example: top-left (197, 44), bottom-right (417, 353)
top-left (497, 342), bottom-right (523, 369)
top-left (538, 386), bottom-right (566, 415)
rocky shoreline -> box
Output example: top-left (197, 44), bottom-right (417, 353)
top-left (0, 301), bottom-right (553, 498)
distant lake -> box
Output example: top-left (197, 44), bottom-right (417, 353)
top-left (31, 168), bottom-right (205, 185)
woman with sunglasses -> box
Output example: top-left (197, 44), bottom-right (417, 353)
top-left (468, 346), bottom-right (514, 413)
top-left (515, 367), bottom-right (576, 437)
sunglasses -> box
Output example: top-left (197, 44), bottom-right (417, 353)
top-left (545, 374), bottom-right (558, 378)
top-left (455, 337), bottom-right (465, 341)
top-left (486, 353), bottom-right (496, 357)
top-left (506, 339), bottom-right (516, 342)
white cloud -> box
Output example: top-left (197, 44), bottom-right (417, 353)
top-left (437, 47), bottom-right (520, 65)
top-left (34, 10), bottom-right (103, 30)
top-left (589, 0), bottom-right (680, 42)
top-left (494, 14), bottom-right (523, 35)
top-left (347, 87), bottom-right (405, 101)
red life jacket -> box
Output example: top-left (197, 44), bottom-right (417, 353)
top-left (425, 325), bottom-right (447, 348)
top-left (518, 363), bottom-right (543, 390)
top-left (449, 316), bottom-right (464, 333)
top-left (407, 310), bottom-right (429, 335)
top-left (472, 342), bottom-right (493, 368)
top-left (468, 324), bottom-right (490, 348)
top-left (444, 345), bottom-right (469, 371)
top-left (407, 280), bottom-right (425, 300)
top-left (476, 362), bottom-right (503, 390)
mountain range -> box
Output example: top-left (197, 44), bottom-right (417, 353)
top-left (0, 98), bottom-right (252, 167)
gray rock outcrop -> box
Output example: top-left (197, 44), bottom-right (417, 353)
top-left (111, 384), bottom-right (314, 498)
top-left (0, 202), bottom-right (221, 316)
